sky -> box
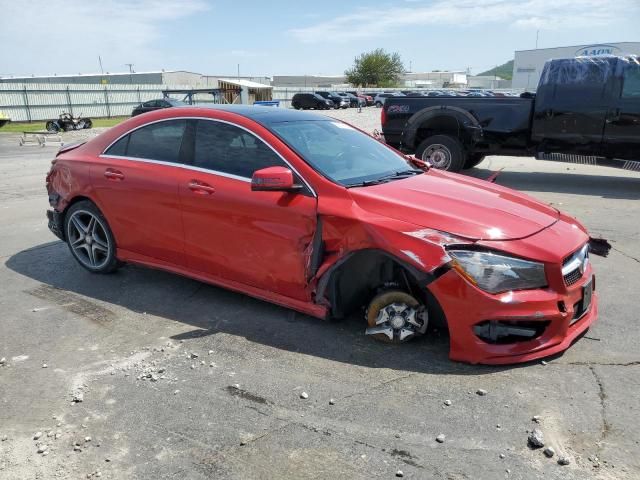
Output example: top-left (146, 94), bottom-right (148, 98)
top-left (1, 0), bottom-right (638, 78)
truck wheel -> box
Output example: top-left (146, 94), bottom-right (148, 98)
top-left (415, 135), bottom-right (466, 172)
top-left (464, 153), bottom-right (485, 169)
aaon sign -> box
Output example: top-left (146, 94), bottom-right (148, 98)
top-left (575, 44), bottom-right (622, 57)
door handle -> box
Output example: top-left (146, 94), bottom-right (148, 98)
top-left (104, 169), bottom-right (124, 180)
top-left (606, 108), bottom-right (621, 124)
top-left (188, 180), bottom-right (215, 194)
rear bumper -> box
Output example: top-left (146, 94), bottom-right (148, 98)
top-left (429, 266), bottom-right (598, 365)
top-left (47, 209), bottom-right (65, 240)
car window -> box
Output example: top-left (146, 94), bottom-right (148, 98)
top-left (622, 59), bottom-right (640, 98)
top-left (271, 120), bottom-right (419, 186)
top-left (105, 135), bottom-right (129, 156)
top-left (142, 100), bottom-right (156, 108)
top-left (124, 119), bottom-right (187, 163)
top-left (193, 120), bottom-right (286, 178)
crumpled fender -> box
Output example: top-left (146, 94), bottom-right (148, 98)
top-left (401, 105), bottom-right (484, 149)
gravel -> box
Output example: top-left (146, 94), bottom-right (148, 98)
top-left (444, 399), bottom-right (452, 406)
top-left (543, 446), bottom-right (555, 458)
top-left (476, 389), bottom-right (488, 396)
top-left (436, 434), bottom-right (446, 443)
top-left (299, 392), bottom-right (309, 399)
top-left (557, 455), bottom-right (571, 466)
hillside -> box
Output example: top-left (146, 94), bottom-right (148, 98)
top-left (478, 60), bottom-right (514, 80)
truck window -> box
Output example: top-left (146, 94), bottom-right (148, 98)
top-left (622, 59), bottom-right (640, 98)
top-left (543, 58), bottom-right (613, 102)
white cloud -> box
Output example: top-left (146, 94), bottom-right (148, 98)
top-left (289, 0), bottom-right (638, 43)
top-left (0, 0), bottom-right (209, 75)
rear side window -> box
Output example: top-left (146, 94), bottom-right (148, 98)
top-left (622, 60), bottom-right (640, 98)
top-left (193, 120), bottom-right (286, 178)
top-left (105, 119), bottom-right (187, 163)
top-left (542, 58), bottom-right (613, 102)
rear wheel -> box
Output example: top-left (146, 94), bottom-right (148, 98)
top-left (415, 134), bottom-right (466, 172)
top-left (46, 121), bottom-right (59, 133)
top-left (64, 201), bottom-right (120, 274)
top-left (82, 118), bottom-right (92, 129)
top-left (464, 153), bottom-right (485, 169)
top-left (365, 290), bottom-right (428, 344)
top-left (375, 101), bottom-right (382, 108)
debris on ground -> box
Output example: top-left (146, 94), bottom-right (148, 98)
top-left (528, 428), bottom-right (545, 448)
top-left (0, 357), bottom-right (5, 365)
top-left (558, 455), bottom-right (571, 466)
top-left (329, 398), bottom-right (335, 405)
top-left (444, 399), bottom-right (452, 406)
top-left (499, 453), bottom-right (506, 459)
top-left (476, 389), bottom-right (488, 396)
top-left (532, 415), bottom-right (541, 423)
top-left (543, 446), bottom-right (555, 458)
top-left (33, 432), bottom-right (43, 440)
top-left (37, 445), bottom-right (48, 454)
top-left (300, 391), bottom-right (309, 399)
top-left (436, 434), bottom-right (446, 443)
top-left (395, 470), bottom-right (404, 477)
top-left (72, 391), bottom-right (84, 403)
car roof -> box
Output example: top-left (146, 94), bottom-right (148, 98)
top-left (178, 104), bottom-right (329, 124)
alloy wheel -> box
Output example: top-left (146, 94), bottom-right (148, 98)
top-left (67, 210), bottom-right (111, 269)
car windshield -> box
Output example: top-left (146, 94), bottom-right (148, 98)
top-left (270, 120), bottom-right (422, 187)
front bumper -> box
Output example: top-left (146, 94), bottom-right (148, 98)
top-left (429, 265), bottom-right (598, 365)
top-left (47, 209), bottom-right (65, 240)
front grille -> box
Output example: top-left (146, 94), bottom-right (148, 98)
top-left (564, 268), bottom-right (583, 286)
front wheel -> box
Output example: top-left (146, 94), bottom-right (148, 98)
top-left (415, 134), bottom-right (466, 172)
top-left (46, 121), bottom-right (59, 132)
top-left (64, 201), bottom-right (120, 274)
top-left (375, 101), bottom-right (382, 108)
top-left (82, 118), bottom-right (92, 129)
top-left (365, 290), bottom-right (428, 344)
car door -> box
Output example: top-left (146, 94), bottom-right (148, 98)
top-left (602, 58), bottom-right (640, 160)
top-left (178, 118), bottom-right (317, 301)
top-left (95, 119), bottom-right (187, 266)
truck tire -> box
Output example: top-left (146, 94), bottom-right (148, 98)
top-left (464, 153), bottom-right (485, 169)
top-left (415, 135), bottom-right (466, 172)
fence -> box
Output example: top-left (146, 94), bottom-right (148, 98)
top-left (0, 83), bottom-right (214, 122)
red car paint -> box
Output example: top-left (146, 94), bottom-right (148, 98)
top-left (46, 106), bottom-right (599, 364)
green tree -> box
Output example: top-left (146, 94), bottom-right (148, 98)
top-left (345, 49), bottom-right (405, 87)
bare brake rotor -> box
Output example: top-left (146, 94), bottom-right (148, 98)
top-left (365, 290), bottom-right (428, 344)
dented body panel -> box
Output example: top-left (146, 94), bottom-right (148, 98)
top-left (46, 105), bottom-right (602, 365)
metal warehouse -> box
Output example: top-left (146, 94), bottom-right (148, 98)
top-left (512, 42), bottom-right (640, 90)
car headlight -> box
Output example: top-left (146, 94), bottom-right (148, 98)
top-left (448, 250), bottom-right (547, 294)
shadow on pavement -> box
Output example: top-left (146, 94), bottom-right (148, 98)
top-left (465, 167), bottom-right (640, 200)
top-left (5, 241), bottom-right (525, 376)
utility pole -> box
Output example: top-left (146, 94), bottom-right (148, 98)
top-left (125, 63), bottom-right (134, 84)
top-left (98, 56), bottom-right (105, 84)
top-left (237, 63), bottom-right (240, 80)
top-left (535, 30), bottom-right (539, 49)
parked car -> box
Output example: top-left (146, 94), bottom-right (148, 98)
top-left (337, 92), bottom-right (364, 108)
top-left (382, 55), bottom-right (640, 172)
top-left (373, 92), bottom-right (404, 108)
top-left (46, 105), bottom-right (604, 365)
top-left (0, 110), bottom-right (10, 128)
top-left (346, 91), bottom-right (374, 106)
top-left (291, 93), bottom-right (333, 110)
top-left (315, 91), bottom-right (349, 109)
top-left (131, 98), bottom-right (186, 117)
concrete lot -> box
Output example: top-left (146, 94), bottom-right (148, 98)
top-left (1, 109), bottom-right (639, 479)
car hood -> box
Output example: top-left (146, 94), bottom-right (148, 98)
top-left (349, 170), bottom-right (560, 241)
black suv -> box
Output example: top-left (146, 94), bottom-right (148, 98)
top-left (315, 91), bottom-right (349, 109)
top-left (291, 93), bottom-right (334, 110)
top-left (131, 98), bottom-right (186, 116)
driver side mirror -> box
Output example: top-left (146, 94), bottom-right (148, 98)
top-left (251, 166), bottom-right (302, 192)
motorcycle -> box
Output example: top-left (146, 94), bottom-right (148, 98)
top-left (46, 112), bottom-right (93, 132)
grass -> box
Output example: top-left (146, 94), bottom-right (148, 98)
top-left (0, 116), bottom-right (128, 133)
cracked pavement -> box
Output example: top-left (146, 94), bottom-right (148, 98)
top-left (1, 114), bottom-right (640, 479)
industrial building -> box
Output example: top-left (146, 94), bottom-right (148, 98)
top-left (512, 42), bottom-right (640, 90)
top-left (0, 70), bottom-right (272, 88)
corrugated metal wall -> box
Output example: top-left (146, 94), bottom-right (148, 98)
top-left (0, 83), bottom-right (193, 122)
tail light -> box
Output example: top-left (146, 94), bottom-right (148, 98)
top-left (380, 107), bottom-right (387, 127)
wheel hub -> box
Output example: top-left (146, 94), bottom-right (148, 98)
top-left (390, 315), bottom-right (406, 329)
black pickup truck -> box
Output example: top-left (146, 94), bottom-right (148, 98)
top-left (382, 56), bottom-right (640, 172)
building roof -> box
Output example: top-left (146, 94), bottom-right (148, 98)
top-left (217, 78), bottom-right (273, 89)
top-left (0, 70), bottom-right (199, 80)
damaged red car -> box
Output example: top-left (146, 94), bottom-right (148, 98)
top-left (46, 106), bottom-right (605, 364)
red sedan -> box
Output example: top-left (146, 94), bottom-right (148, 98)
top-left (46, 106), bottom-right (602, 364)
